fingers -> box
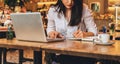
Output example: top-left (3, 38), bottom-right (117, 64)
top-left (49, 30), bottom-right (85, 38)
top-left (58, 34), bottom-right (64, 38)
top-left (50, 33), bottom-right (56, 38)
top-left (73, 30), bottom-right (83, 38)
top-left (54, 32), bottom-right (59, 38)
top-left (48, 31), bottom-right (64, 39)
top-left (75, 33), bottom-right (83, 38)
top-left (48, 31), bottom-right (58, 38)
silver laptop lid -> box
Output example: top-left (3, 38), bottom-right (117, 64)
top-left (10, 12), bottom-right (48, 42)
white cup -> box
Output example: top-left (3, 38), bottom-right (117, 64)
top-left (98, 33), bottom-right (110, 43)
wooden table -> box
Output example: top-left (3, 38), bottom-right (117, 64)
top-left (112, 32), bottom-right (120, 40)
top-left (0, 38), bottom-right (44, 64)
top-left (0, 39), bottom-right (120, 64)
top-left (0, 39), bottom-right (45, 50)
top-left (41, 40), bottom-right (120, 62)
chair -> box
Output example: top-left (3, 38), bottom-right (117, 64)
top-left (0, 48), bottom-right (3, 64)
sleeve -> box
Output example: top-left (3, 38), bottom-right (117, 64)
top-left (46, 7), bottom-right (56, 34)
top-left (83, 4), bottom-right (98, 35)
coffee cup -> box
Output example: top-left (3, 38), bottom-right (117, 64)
top-left (98, 33), bottom-right (110, 44)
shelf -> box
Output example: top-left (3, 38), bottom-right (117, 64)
top-left (37, 1), bottom-right (56, 9)
top-left (37, 2), bottom-right (56, 5)
top-left (39, 9), bottom-right (48, 12)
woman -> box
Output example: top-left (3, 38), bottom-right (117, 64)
top-left (46, 0), bottom-right (97, 64)
top-left (47, 0), bottom-right (97, 39)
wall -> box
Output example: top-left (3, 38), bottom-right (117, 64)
top-left (24, 0), bottom-right (38, 12)
top-left (0, 0), bottom-right (4, 8)
top-left (84, 0), bottom-right (107, 14)
top-left (108, 0), bottom-right (120, 5)
top-left (88, 0), bottom-right (104, 14)
top-left (25, 0), bottom-right (57, 12)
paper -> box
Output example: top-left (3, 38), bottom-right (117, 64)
top-left (68, 36), bottom-right (97, 42)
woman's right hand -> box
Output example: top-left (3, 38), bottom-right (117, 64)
top-left (73, 30), bottom-right (83, 38)
top-left (48, 31), bottom-right (64, 39)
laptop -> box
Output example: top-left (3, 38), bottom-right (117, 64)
top-left (10, 12), bottom-right (64, 42)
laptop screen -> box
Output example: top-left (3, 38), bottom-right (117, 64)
top-left (10, 12), bottom-right (48, 42)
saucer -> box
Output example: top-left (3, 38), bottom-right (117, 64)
top-left (94, 40), bottom-right (114, 46)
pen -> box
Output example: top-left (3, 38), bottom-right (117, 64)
top-left (77, 26), bottom-right (80, 30)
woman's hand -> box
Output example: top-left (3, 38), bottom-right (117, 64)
top-left (73, 30), bottom-right (94, 38)
top-left (48, 31), bottom-right (64, 39)
top-left (73, 30), bottom-right (84, 38)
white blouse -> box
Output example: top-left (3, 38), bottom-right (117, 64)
top-left (47, 4), bottom-right (97, 38)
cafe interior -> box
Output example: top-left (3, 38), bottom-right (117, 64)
top-left (0, 0), bottom-right (120, 64)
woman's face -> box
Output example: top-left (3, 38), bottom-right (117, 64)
top-left (62, 0), bottom-right (74, 9)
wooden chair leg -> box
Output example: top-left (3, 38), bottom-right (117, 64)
top-left (0, 48), bottom-right (3, 64)
top-left (34, 51), bottom-right (42, 64)
top-left (3, 48), bottom-right (7, 64)
top-left (19, 49), bottom-right (34, 64)
top-left (19, 49), bottom-right (23, 64)
top-left (42, 50), bottom-right (46, 64)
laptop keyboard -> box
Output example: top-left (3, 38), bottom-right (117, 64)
top-left (47, 38), bottom-right (65, 42)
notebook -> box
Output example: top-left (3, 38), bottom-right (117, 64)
top-left (10, 12), bottom-right (65, 42)
top-left (68, 36), bottom-right (97, 42)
